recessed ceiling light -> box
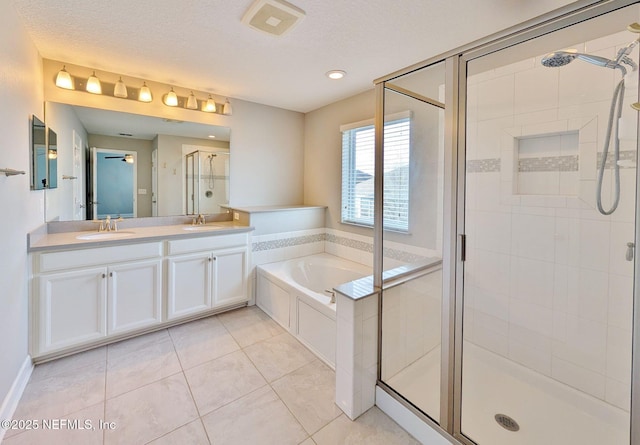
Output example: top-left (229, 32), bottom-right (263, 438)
top-left (208, 135), bottom-right (216, 139)
top-left (326, 70), bottom-right (346, 80)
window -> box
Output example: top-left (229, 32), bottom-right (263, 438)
top-left (341, 114), bottom-right (411, 231)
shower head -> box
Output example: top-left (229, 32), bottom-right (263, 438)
top-left (541, 49), bottom-right (621, 70)
top-left (541, 50), bottom-right (578, 67)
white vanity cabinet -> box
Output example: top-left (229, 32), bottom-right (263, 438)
top-left (167, 233), bottom-right (249, 320)
top-left (30, 228), bottom-right (251, 361)
top-left (33, 242), bottom-right (163, 356)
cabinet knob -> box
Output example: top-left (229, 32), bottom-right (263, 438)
top-left (213, 256), bottom-right (217, 261)
top-left (110, 272), bottom-right (113, 277)
top-left (208, 257), bottom-right (212, 262)
top-left (102, 273), bottom-right (106, 278)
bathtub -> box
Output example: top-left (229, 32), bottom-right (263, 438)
top-left (256, 253), bottom-right (371, 367)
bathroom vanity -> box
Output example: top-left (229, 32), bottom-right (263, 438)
top-left (28, 222), bottom-right (252, 361)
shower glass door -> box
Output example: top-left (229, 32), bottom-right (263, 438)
top-left (460, 5), bottom-right (639, 444)
top-left (379, 61), bottom-right (446, 424)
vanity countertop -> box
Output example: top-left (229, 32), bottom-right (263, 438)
top-left (219, 204), bottom-right (327, 213)
top-left (28, 221), bottom-right (254, 252)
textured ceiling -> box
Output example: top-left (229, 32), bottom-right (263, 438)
top-left (11, 0), bottom-right (578, 113)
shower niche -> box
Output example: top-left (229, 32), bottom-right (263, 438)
top-left (500, 116), bottom-right (599, 206)
top-left (185, 149), bottom-right (230, 215)
top-left (515, 130), bottom-right (579, 196)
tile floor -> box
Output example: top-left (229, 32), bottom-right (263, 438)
top-left (2, 306), bottom-right (419, 445)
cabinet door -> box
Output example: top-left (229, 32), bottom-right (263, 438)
top-left (167, 252), bottom-right (212, 319)
top-left (39, 267), bottom-right (107, 353)
top-left (108, 259), bottom-right (162, 335)
top-left (212, 247), bottom-right (248, 308)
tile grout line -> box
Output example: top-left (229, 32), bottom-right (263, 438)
top-left (239, 329), bottom-right (328, 439)
top-left (102, 348), bottom-right (108, 445)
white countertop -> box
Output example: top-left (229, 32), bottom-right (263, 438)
top-left (220, 205), bottom-right (326, 213)
top-left (28, 221), bottom-right (254, 252)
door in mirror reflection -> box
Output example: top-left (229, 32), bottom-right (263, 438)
top-left (92, 148), bottom-right (137, 219)
top-left (31, 115), bottom-right (47, 190)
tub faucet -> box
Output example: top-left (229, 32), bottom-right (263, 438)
top-left (324, 289), bottom-right (336, 304)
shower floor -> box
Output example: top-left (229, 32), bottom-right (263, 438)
top-left (386, 342), bottom-right (628, 445)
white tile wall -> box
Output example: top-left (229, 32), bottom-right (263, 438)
top-left (465, 30), bottom-right (636, 410)
top-left (335, 292), bottom-right (379, 420)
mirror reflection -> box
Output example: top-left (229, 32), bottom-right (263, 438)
top-left (47, 127), bottom-right (58, 189)
top-left (31, 115), bottom-right (46, 190)
top-left (44, 102), bottom-right (230, 222)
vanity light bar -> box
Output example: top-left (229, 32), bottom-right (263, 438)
top-left (53, 66), bottom-right (229, 115)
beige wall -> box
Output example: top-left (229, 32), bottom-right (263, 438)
top-left (89, 134), bottom-right (154, 217)
top-left (304, 89), bottom-right (375, 237)
top-left (229, 100), bottom-right (304, 206)
top-left (0, 1), bottom-right (43, 415)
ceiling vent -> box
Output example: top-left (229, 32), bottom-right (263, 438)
top-left (242, 0), bottom-right (305, 37)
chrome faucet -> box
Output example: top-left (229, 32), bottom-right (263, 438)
top-left (196, 214), bottom-right (206, 225)
top-left (112, 216), bottom-right (123, 231)
top-left (96, 215), bottom-right (123, 232)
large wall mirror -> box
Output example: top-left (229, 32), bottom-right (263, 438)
top-left (44, 102), bottom-right (231, 222)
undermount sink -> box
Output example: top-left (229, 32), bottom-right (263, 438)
top-left (182, 225), bottom-right (224, 231)
top-left (76, 231), bottom-right (136, 240)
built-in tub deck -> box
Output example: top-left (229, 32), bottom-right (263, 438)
top-left (256, 253), bottom-right (371, 367)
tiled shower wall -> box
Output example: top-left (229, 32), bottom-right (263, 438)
top-left (464, 30), bottom-right (638, 410)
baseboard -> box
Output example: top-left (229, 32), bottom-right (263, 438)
top-left (375, 385), bottom-right (457, 445)
top-left (0, 356), bottom-right (33, 443)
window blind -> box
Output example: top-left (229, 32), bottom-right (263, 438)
top-left (341, 116), bottom-right (411, 231)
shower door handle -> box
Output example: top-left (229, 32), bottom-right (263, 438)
top-left (626, 242), bottom-right (635, 261)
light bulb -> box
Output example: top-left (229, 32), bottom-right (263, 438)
top-left (55, 66), bottom-right (73, 90)
top-left (114, 77), bottom-right (128, 98)
top-left (222, 98), bottom-right (232, 116)
top-left (138, 82), bottom-right (153, 102)
top-left (203, 95), bottom-right (217, 113)
top-left (164, 88), bottom-right (178, 106)
top-left (186, 91), bottom-right (198, 110)
top-left (86, 71), bottom-right (102, 94)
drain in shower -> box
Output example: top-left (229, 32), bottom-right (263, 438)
top-left (495, 414), bottom-right (520, 432)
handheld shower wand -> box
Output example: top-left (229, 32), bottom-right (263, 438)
top-left (541, 24), bottom-right (639, 215)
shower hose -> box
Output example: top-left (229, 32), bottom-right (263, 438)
top-left (596, 77), bottom-right (625, 215)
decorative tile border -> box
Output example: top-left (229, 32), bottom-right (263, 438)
top-left (598, 150), bottom-right (637, 169)
top-left (519, 155), bottom-right (578, 172)
top-left (253, 230), bottom-right (431, 264)
top-left (467, 150), bottom-right (637, 175)
top-left (467, 158), bottom-right (500, 173)
top-left (325, 233), bottom-right (374, 254)
top-left (252, 233), bottom-right (324, 251)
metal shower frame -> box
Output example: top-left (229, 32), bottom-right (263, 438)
top-left (372, 0), bottom-right (640, 443)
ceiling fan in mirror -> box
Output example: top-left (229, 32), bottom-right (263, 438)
top-left (104, 154), bottom-right (135, 163)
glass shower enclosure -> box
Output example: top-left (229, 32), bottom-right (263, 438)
top-left (185, 150), bottom-right (230, 215)
top-left (375, 2), bottom-right (640, 444)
